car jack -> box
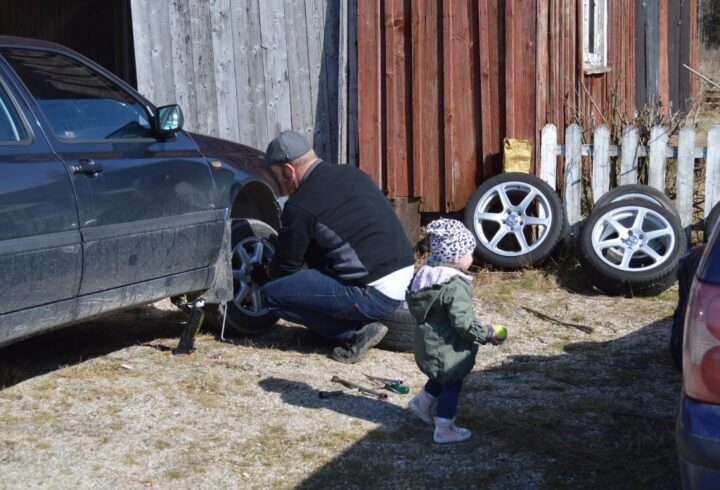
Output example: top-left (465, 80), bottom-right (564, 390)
top-left (173, 298), bottom-right (206, 354)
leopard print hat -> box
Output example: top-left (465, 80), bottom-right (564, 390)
top-left (425, 218), bottom-right (477, 262)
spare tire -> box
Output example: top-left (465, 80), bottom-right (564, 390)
top-left (378, 301), bottom-right (415, 352)
top-left (463, 173), bottom-right (566, 269)
top-left (593, 184), bottom-right (678, 217)
top-left (579, 199), bottom-right (686, 296)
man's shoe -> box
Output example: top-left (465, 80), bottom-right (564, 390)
top-left (330, 321), bottom-right (388, 364)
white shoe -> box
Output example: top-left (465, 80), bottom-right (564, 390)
top-left (408, 391), bottom-right (434, 425)
top-left (433, 417), bottom-right (471, 443)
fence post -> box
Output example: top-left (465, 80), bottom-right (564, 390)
top-left (648, 125), bottom-right (668, 192)
top-left (706, 126), bottom-right (720, 219)
top-left (564, 124), bottom-right (582, 238)
top-left (620, 125), bottom-right (639, 185)
top-left (540, 124), bottom-right (557, 190)
top-left (591, 125), bottom-right (610, 205)
top-left (677, 126), bottom-right (696, 230)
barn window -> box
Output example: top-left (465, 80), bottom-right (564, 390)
top-left (583, 0), bottom-right (609, 73)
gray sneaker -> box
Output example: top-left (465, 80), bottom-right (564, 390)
top-left (330, 322), bottom-right (388, 364)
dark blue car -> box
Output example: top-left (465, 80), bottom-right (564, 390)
top-left (676, 219), bottom-right (720, 488)
top-left (0, 36), bottom-right (282, 348)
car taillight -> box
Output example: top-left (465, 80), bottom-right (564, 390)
top-left (683, 279), bottom-right (720, 403)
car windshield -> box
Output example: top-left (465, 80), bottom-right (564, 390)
top-left (1, 48), bottom-right (153, 141)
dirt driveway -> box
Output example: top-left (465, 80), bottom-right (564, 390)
top-left (0, 265), bottom-right (682, 489)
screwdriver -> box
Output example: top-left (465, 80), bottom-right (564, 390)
top-left (364, 374), bottom-right (410, 394)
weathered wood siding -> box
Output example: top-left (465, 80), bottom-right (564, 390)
top-left (358, 0), bottom-right (697, 213)
top-left (130, 0), bottom-right (352, 163)
top-left (636, 0), bottom-right (697, 111)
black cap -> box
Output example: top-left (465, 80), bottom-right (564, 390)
top-left (262, 130), bottom-right (312, 167)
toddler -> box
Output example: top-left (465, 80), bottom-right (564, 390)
top-left (406, 218), bottom-right (507, 443)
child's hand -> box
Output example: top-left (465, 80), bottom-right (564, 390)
top-left (489, 325), bottom-right (508, 345)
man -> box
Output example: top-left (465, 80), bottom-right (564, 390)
top-left (252, 130), bottom-right (415, 363)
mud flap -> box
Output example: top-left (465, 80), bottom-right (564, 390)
top-left (203, 217), bottom-right (233, 304)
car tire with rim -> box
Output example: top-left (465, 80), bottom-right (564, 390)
top-left (593, 183), bottom-right (678, 217)
top-left (463, 172), bottom-right (566, 269)
top-left (579, 199), bottom-right (686, 296)
top-left (378, 301), bottom-right (415, 352)
top-left (206, 219), bottom-right (279, 335)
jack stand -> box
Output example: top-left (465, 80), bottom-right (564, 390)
top-left (174, 299), bottom-right (206, 354)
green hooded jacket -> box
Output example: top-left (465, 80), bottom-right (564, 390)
top-left (406, 262), bottom-right (491, 384)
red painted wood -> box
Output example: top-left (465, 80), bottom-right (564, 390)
top-left (355, 0), bottom-right (691, 212)
top-left (478, 0), bottom-right (503, 180)
top-left (411, 0), bottom-right (442, 212)
top-left (383, 0), bottom-right (411, 198)
top-left (442, 0), bottom-right (480, 212)
top-left (357, 0), bottom-right (381, 186)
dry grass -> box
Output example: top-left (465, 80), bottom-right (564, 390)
top-left (0, 263), bottom-right (682, 489)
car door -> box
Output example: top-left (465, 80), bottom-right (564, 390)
top-left (0, 47), bottom-right (224, 297)
top-left (0, 67), bottom-right (81, 329)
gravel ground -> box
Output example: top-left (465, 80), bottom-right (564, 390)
top-left (0, 268), bottom-right (682, 489)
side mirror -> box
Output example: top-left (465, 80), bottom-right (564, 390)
top-left (155, 104), bottom-right (184, 136)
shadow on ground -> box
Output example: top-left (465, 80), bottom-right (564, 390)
top-left (0, 305), bottom-right (188, 389)
top-left (268, 317), bottom-right (683, 490)
top-left (0, 305), bottom-right (338, 390)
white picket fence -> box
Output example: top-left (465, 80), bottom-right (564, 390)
top-left (539, 123), bottom-right (720, 234)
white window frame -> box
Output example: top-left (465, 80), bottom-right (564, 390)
top-left (583, 0), bottom-right (610, 74)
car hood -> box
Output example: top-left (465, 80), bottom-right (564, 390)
top-left (187, 132), bottom-right (281, 195)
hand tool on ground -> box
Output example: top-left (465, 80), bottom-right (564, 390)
top-left (363, 373), bottom-right (410, 394)
top-left (331, 375), bottom-right (388, 400)
top-left (318, 388), bottom-right (355, 399)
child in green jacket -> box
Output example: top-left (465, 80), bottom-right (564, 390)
top-left (407, 218), bottom-right (507, 443)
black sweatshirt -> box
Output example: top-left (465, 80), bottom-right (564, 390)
top-left (268, 161), bottom-right (414, 285)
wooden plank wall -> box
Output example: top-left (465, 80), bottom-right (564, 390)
top-left (358, 0), bottom-right (699, 212)
top-left (359, 0), bottom-right (515, 213)
top-left (636, 0), bottom-right (696, 111)
top-left (130, 0), bottom-right (350, 163)
top-left (359, 0), bottom-right (634, 212)
top-left (665, 0), bottom-right (698, 111)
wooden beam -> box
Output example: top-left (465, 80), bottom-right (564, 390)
top-left (357, 0), bottom-right (382, 185)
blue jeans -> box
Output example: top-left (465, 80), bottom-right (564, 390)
top-left (425, 379), bottom-right (464, 419)
top-left (261, 268), bottom-right (401, 342)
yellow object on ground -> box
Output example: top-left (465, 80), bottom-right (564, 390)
top-left (503, 138), bottom-right (532, 173)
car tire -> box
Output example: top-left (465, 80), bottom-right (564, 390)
top-left (593, 184), bottom-right (678, 217)
top-left (206, 219), bottom-right (279, 335)
top-left (463, 172), bottom-right (566, 269)
top-left (705, 201), bottom-right (720, 243)
top-left (579, 199), bottom-right (687, 296)
top-left (378, 301), bottom-right (415, 352)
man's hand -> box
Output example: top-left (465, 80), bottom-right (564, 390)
top-left (250, 264), bottom-right (271, 286)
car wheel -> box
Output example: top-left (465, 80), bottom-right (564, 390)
top-left (463, 172), bottom-right (566, 269)
top-left (705, 201), bottom-right (720, 243)
top-left (378, 301), bottom-right (415, 352)
top-left (593, 184), bottom-right (678, 217)
top-left (209, 219), bottom-right (279, 335)
top-left (579, 199), bottom-right (686, 296)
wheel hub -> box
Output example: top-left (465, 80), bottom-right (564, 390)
top-left (505, 212), bottom-right (521, 229)
top-left (623, 233), bottom-right (640, 249)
